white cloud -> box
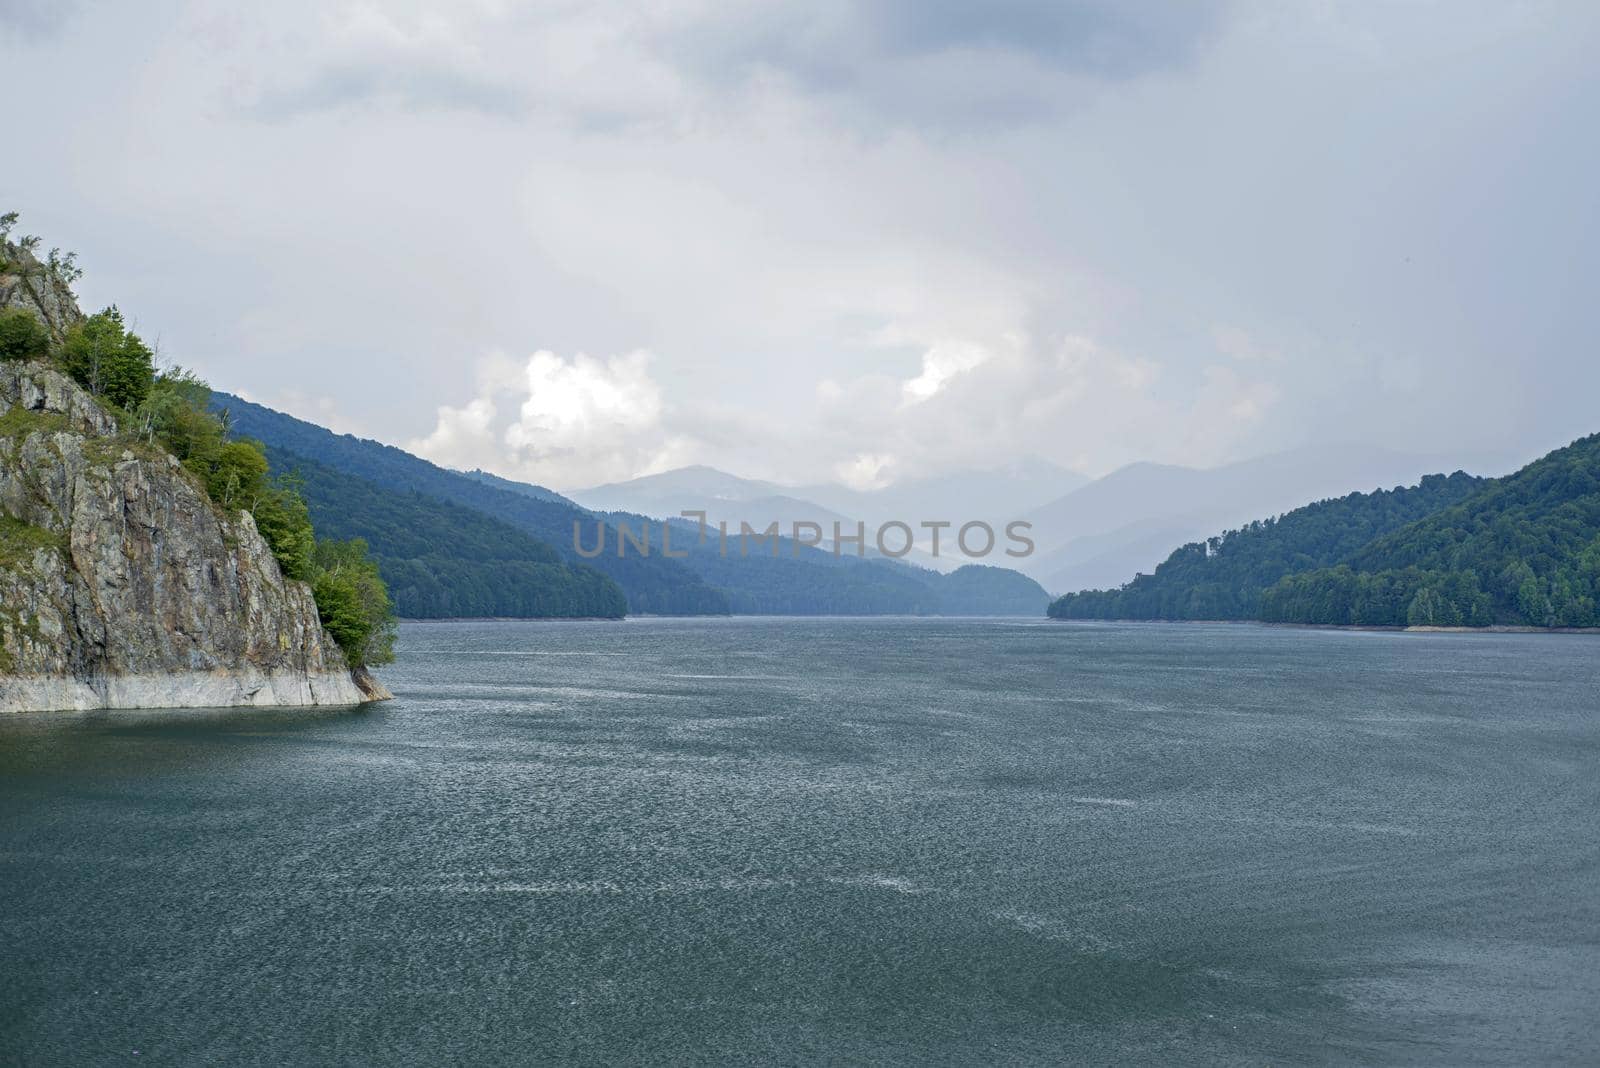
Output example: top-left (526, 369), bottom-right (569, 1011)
top-left (835, 451), bottom-right (897, 490)
top-left (901, 340), bottom-right (992, 404)
top-left (409, 348), bottom-right (685, 488)
top-left (409, 395), bottom-right (500, 470)
top-left (504, 350), bottom-right (661, 452)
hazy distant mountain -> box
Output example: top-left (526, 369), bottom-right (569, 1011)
top-left (574, 457), bottom-right (1088, 570)
top-left (458, 468), bottom-right (582, 508)
top-left (576, 465), bottom-right (789, 511)
top-left (796, 457), bottom-right (1086, 525)
top-left (572, 467), bottom-right (857, 542)
top-left (1050, 429), bottom-right (1600, 628)
top-left (1033, 517), bottom-right (1218, 595)
top-left (1021, 445), bottom-right (1508, 594)
top-left (217, 397), bottom-right (1048, 616)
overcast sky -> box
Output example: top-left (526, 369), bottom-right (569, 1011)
top-left (4, 1), bottom-right (1597, 490)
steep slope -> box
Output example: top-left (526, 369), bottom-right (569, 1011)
top-left (1, 365), bottom-right (372, 711)
top-left (1049, 471), bottom-right (1487, 621)
top-left (214, 393), bottom-right (730, 615)
top-left (265, 447), bottom-right (627, 619)
top-left (1262, 434), bottom-right (1600, 627)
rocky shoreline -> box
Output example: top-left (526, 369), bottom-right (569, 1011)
top-left (1, 364), bottom-right (389, 713)
top-left (0, 667), bottom-right (385, 714)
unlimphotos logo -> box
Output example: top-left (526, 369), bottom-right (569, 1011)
top-left (573, 512), bottom-right (1033, 560)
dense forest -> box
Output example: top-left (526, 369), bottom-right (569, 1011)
top-left (1048, 472), bottom-right (1485, 621)
top-left (2, 214), bottom-right (393, 667)
top-left (1050, 434), bottom-right (1600, 629)
top-left (264, 447), bottom-right (627, 619)
top-left (1261, 433), bottom-right (1600, 627)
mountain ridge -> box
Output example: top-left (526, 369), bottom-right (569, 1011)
top-left (1049, 433), bottom-right (1600, 629)
top-left (219, 395), bottom-right (1052, 617)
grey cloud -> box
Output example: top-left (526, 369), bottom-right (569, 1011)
top-left (245, 64), bottom-right (527, 121)
top-left (849, 0), bottom-right (1224, 77)
top-left (7, 1), bottom-right (1598, 487)
top-left (0, 0), bottom-right (77, 36)
top-left (662, 0), bottom-right (1226, 126)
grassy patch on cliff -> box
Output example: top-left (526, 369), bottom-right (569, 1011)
top-left (0, 513), bottom-right (67, 568)
top-left (0, 405), bottom-right (71, 439)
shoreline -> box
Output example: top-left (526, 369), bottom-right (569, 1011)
top-left (1046, 618), bottom-right (1600, 635)
top-left (0, 668), bottom-right (382, 715)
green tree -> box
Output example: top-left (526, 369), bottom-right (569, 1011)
top-left (0, 308), bottom-right (50, 361)
top-left (252, 479), bottom-right (316, 581)
top-left (60, 306), bottom-right (154, 410)
top-left (311, 538), bottom-right (396, 668)
top-left (206, 440), bottom-right (270, 509)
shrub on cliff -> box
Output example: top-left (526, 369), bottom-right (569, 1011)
top-left (0, 308), bottom-right (50, 361)
top-left (136, 367), bottom-right (382, 659)
top-left (311, 538), bottom-right (396, 668)
top-left (134, 368), bottom-right (317, 579)
top-left (60, 307), bottom-right (154, 411)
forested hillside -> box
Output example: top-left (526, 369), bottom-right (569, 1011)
top-left (934, 564), bottom-right (1055, 616)
top-left (1048, 472), bottom-right (1485, 621)
top-left (1260, 434), bottom-right (1600, 627)
top-left (222, 394), bottom-right (1051, 617)
top-left (216, 393), bottom-right (730, 615)
top-left (265, 447), bottom-right (626, 619)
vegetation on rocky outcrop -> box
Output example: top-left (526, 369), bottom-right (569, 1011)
top-left (1, 212), bottom-right (393, 697)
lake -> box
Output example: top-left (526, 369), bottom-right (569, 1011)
top-left (2, 618), bottom-right (1596, 1065)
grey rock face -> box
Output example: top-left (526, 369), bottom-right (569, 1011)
top-left (0, 240), bottom-right (85, 342)
top-left (0, 363), bottom-right (380, 712)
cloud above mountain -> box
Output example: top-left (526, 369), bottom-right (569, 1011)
top-left (5, 1), bottom-right (1597, 488)
top-left (408, 349), bottom-right (691, 487)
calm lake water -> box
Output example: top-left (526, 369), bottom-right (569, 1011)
top-left (2, 618), bottom-right (1597, 1065)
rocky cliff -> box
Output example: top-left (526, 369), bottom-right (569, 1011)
top-left (0, 362), bottom-right (387, 712)
top-left (0, 239), bottom-right (83, 343)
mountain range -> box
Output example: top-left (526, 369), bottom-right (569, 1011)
top-left (212, 392), bottom-right (1578, 626)
top-left (571, 460), bottom-right (1082, 572)
top-left (569, 446), bottom-right (1518, 594)
top-left (214, 394), bottom-right (1052, 618)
